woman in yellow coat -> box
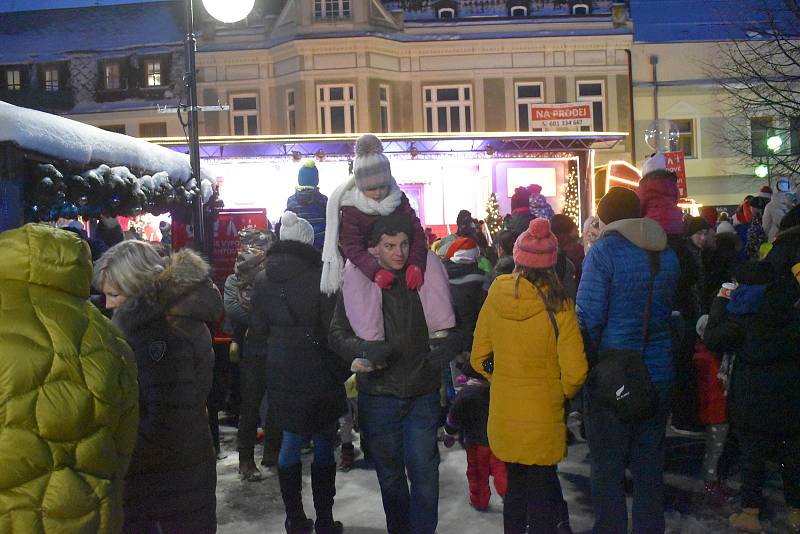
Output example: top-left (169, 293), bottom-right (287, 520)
top-left (471, 218), bottom-right (588, 534)
top-left (0, 224), bottom-right (139, 533)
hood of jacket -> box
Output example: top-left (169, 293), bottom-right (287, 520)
top-left (0, 223), bottom-right (92, 299)
top-left (637, 175), bottom-right (684, 235)
top-left (114, 248), bottom-right (221, 334)
top-left (264, 239), bottom-right (322, 284)
top-left (488, 274), bottom-right (548, 321)
top-left (290, 187), bottom-right (327, 207)
top-left (601, 218), bottom-right (667, 252)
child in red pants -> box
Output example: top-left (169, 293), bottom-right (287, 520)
top-left (444, 365), bottom-right (507, 510)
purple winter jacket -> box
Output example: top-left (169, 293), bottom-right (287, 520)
top-left (339, 193), bottom-right (428, 280)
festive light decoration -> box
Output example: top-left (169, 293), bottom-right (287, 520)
top-left (563, 162), bottom-right (580, 227)
top-left (484, 192), bottom-right (503, 238)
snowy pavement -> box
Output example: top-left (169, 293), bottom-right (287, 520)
top-left (214, 425), bottom-right (796, 533)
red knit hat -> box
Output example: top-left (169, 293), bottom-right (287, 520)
top-left (446, 236), bottom-right (480, 263)
top-left (510, 187), bottom-right (530, 210)
top-left (513, 218), bottom-right (558, 269)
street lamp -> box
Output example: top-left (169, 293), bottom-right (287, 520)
top-left (185, 0), bottom-right (254, 254)
top-left (754, 134), bottom-right (784, 185)
top-left (755, 163), bottom-right (769, 179)
top-left (767, 134), bottom-right (783, 152)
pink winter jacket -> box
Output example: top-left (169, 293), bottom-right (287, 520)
top-left (637, 175), bottom-right (684, 236)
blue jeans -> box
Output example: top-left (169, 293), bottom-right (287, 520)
top-left (585, 382), bottom-right (672, 534)
top-left (278, 422), bottom-right (337, 468)
top-left (358, 391), bottom-right (441, 534)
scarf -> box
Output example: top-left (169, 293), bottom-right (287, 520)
top-left (320, 176), bottom-right (402, 295)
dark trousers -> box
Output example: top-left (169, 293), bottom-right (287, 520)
top-left (671, 319), bottom-right (699, 429)
top-left (358, 391), bottom-right (441, 534)
top-left (503, 463), bottom-right (564, 534)
top-left (586, 382), bottom-right (671, 534)
top-left (237, 350), bottom-right (281, 464)
top-left (738, 430), bottom-right (800, 509)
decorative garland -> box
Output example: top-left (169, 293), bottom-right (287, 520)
top-left (25, 163), bottom-right (216, 223)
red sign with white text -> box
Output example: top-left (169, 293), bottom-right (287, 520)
top-left (210, 208), bottom-right (268, 292)
top-left (663, 151), bottom-right (688, 197)
top-left (530, 103), bottom-right (593, 129)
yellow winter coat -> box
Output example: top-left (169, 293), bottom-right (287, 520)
top-left (0, 224), bottom-right (139, 533)
top-left (471, 274), bottom-right (587, 466)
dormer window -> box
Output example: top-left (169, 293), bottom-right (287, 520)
top-left (6, 69), bottom-right (21, 91)
top-left (105, 62), bottom-right (122, 90)
top-left (145, 59), bottom-right (162, 87)
top-left (572, 4), bottom-right (589, 15)
top-left (437, 7), bottom-right (455, 18)
top-left (510, 5), bottom-right (527, 16)
top-left (44, 68), bottom-right (59, 92)
top-left (315, 0), bottom-right (351, 20)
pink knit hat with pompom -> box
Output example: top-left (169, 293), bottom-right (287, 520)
top-left (513, 218), bottom-right (558, 269)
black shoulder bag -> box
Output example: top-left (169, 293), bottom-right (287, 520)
top-left (587, 251), bottom-right (660, 422)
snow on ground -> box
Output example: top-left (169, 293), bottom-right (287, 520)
top-left (215, 424), bottom-right (796, 533)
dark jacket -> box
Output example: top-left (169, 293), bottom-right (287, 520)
top-left (668, 234), bottom-right (701, 320)
top-left (329, 268), bottom-right (437, 398)
top-left (248, 240), bottom-right (347, 434)
top-left (286, 187), bottom-right (328, 250)
top-left (702, 232), bottom-right (741, 311)
top-left (445, 259), bottom-right (486, 353)
top-left (445, 381), bottom-right (490, 446)
top-left (555, 233), bottom-right (585, 282)
top-left (576, 218), bottom-right (680, 384)
top-left (113, 249), bottom-right (222, 529)
top-left (765, 225), bottom-right (800, 277)
top-left (484, 255), bottom-right (515, 291)
top-left (340, 193), bottom-right (428, 280)
top-left (223, 273), bottom-right (249, 344)
top-left (505, 209), bottom-right (533, 236)
top-left (704, 269), bottom-right (800, 435)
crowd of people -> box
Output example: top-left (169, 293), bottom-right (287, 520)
top-left (2, 135), bottom-right (800, 534)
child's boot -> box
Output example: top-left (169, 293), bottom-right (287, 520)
top-left (729, 508), bottom-right (762, 532)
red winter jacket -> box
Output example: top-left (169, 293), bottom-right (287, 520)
top-left (339, 193), bottom-right (428, 280)
top-left (638, 175), bottom-right (684, 236)
top-left (693, 340), bottom-right (727, 425)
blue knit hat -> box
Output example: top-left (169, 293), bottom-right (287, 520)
top-left (298, 159), bottom-right (319, 187)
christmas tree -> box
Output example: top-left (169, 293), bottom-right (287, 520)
top-left (563, 167), bottom-right (580, 227)
top-left (484, 192), bottom-right (503, 238)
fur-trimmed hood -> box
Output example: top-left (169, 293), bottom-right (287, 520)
top-left (265, 239), bottom-right (322, 284)
top-left (113, 248), bottom-right (223, 334)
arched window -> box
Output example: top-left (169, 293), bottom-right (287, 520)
top-left (572, 4), bottom-right (589, 15)
top-left (437, 7), bottom-right (455, 18)
top-left (510, 5), bottom-right (527, 17)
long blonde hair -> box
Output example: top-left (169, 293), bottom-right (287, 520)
top-left (92, 240), bottom-right (165, 297)
top-left (512, 265), bottom-right (570, 312)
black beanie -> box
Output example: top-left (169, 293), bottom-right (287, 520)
top-left (369, 212), bottom-right (413, 246)
top-left (684, 216), bottom-right (710, 237)
top-left (780, 205), bottom-right (800, 232)
top-left (597, 187), bottom-right (641, 225)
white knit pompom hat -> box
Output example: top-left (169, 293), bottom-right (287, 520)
top-left (353, 134), bottom-right (392, 191)
top-left (279, 211), bottom-right (314, 245)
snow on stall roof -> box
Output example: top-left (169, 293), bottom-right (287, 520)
top-left (0, 100), bottom-right (214, 200)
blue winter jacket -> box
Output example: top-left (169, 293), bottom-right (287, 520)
top-left (576, 218), bottom-right (680, 384)
top-left (286, 187), bottom-right (328, 249)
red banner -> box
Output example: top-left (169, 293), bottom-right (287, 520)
top-left (210, 208), bottom-right (269, 291)
top-left (663, 151), bottom-right (688, 197)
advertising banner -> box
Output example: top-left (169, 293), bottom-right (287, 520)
top-left (530, 103), bottom-right (593, 129)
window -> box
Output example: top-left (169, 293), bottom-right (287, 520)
top-left (423, 85), bottom-right (472, 133)
top-left (379, 85), bottom-right (391, 133)
top-left (314, 0), bottom-right (350, 19)
top-left (145, 59), bottom-right (162, 87)
top-left (105, 63), bottom-right (121, 90)
top-left (437, 7), bottom-right (455, 18)
top-left (139, 122), bottom-right (167, 137)
top-left (577, 80), bottom-right (605, 131)
top-left (100, 125), bottom-right (126, 134)
top-left (572, 4), bottom-right (589, 15)
top-left (672, 119), bottom-right (696, 157)
top-left (287, 90), bottom-right (296, 135)
top-left (6, 69), bottom-right (21, 91)
top-left (750, 117), bottom-right (772, 157)
top-left (515, 82), bottom-right (544, 132)
top-left (318, 84), bottom-right (356, 134)
top-left (230, 94), bottom-right (259, 135)
top-left (44, 68), bottom-right (59, 92)
top-left (510, 6), bottom-right (527, 16)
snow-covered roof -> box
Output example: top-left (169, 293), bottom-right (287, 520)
top-left (0, 1), bottom-right (183, 64)
top-left (631, 0), bottom-right (798, 43)
top-left (380, 0), bottom-right (614, 21)
top-left (0, 100), bottom-right (214, 200)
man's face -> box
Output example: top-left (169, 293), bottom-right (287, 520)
top-left (690, 229), bottom-right (709, 249)
top-left (376, 232), bottom-right (410, 271)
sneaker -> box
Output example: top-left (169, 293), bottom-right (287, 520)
top-left (339, 443), bottom-right (356, 471)
top-left (729, 508), bottom-right (762, 532)
top-left (469, 501), bottom-right (489, 512)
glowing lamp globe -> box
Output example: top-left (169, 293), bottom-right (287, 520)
top-left (767, 135), bottom-right (783, 152)
top-left (755, 164), bottom-right (769, 179)
top-left (202, 0), bottom-right (255, 23)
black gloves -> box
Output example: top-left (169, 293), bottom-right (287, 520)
top-left (357, 340), bottom-right (393, 369)
top-left (427, 330), bottom-right (463, 369)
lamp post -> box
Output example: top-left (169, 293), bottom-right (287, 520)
top-left (754, 134), bottom-right (783, 187)
top-left (184, 0), bottom-right (254, 254)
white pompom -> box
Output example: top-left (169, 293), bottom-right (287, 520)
top-left (281, 210), bottom-right (299, 227)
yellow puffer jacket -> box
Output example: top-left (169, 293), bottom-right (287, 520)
top-left (0, 224), bottom-right (139, 533)
top-left (471, 274), bottom-right (587, 466)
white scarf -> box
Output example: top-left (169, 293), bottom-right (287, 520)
top-left (320, 177), bottom-right (403, 295)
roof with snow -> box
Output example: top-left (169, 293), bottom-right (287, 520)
top-left (0, 100), bottom-right (213, 199)
top-left (0, 1), bottom-right (183, 64)
top-left (380, 0), bottom-right (615, 21)
top-left (630, 0), bottom-right (799, 43)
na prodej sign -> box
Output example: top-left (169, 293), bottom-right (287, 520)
top-left (530, 103), bottom-right (593, 129)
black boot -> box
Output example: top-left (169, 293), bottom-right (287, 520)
top-left (278, 463), bottom-right (314, 534)
top-left (311, 463), bottom-right (343, 534)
